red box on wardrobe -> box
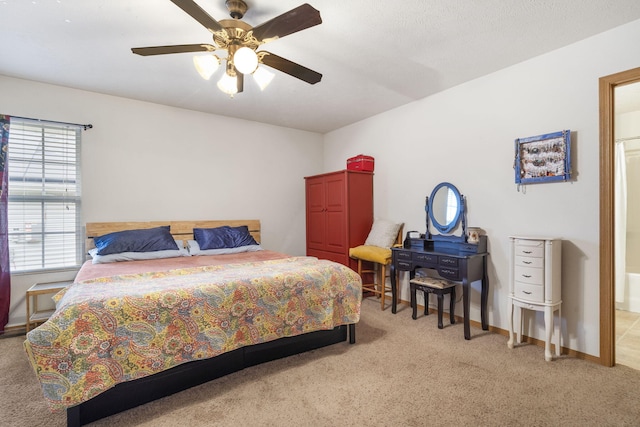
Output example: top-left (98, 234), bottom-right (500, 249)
top-left (346, 154), bottom-right (375, 172)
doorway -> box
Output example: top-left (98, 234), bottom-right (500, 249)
top-left (599, 66), bottom-right (640, 367)
top-left (613, 81), bottom-right (640, 369)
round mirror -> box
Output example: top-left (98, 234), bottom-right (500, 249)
top-left (428, 182), bottom-right (463, 234)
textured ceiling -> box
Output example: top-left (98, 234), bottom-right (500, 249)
top-left (1, 0), bottom-right (640, 133)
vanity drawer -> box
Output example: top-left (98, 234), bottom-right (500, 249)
top-left (397, 261), bottom-right (413, 270)
top-left (395, 250), bottom-right (412, 260)
top-left (459, 243), bottom-right (479, 252)
top-left (515, 255), bottom-right (544, 269)
top-left (514, 281), bottom-right (544, 303)
top-left (438, 267), bottom-right (460, 281)
top-left (413, 252), bottom-right (438, 265)
top-left (438, 256), bottom-right (459, 268)
top-left (514, 265), bottom-right (543, 285)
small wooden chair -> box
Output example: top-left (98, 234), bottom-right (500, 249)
top-left (349, 223), bottom-right (403, 310)
top-left (410, 277), bottom-right (456, 329)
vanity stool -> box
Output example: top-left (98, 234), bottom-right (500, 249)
top-left (410, 277), bottom-right (456, 329)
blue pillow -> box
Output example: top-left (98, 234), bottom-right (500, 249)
top-left (94, 226), bottom-right (179, 256)
top-left (193, 226), bottom-right (258, 250)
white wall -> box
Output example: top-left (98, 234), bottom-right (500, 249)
top-left (0, 75), bottom-right (324, 327)
top-left (324, 19), bottom-right (640, 358)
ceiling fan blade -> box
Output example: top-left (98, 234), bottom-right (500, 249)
top-left (170, 0), bottom-right (224, 34)
top-left (132, 44), bottom-right (216, 56)
top-left (260, 51), bottom-right (322, 85)
top-left (251, 4), bottom-right (321, 43)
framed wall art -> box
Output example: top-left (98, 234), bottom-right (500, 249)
top-left (514, 130), bottom-right (571, 184)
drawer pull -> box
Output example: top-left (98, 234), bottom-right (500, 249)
top-left (522, 261), bottom-right (532, 265)
top-left (523, 291), bottom-right (532, 295)
top-left (522, 250), bottom-right (532, 254)
top-left (521, 274), bottom-right (532, 278)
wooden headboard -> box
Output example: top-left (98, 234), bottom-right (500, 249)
top-left (85, 220), bottom-right (261, 250)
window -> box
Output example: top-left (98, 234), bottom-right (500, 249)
top-left (7, 119), bottom-right (83, 273)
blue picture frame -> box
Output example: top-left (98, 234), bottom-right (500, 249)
top-left (514, 130), bottom-right (571, 184)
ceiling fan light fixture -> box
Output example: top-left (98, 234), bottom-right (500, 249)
top-left (217, 72), bottom-right (238, 96)
top-left (233, 47), bottom-right (258, 75)
top-left (253, 66), bottom-right (275, 91)
top-left (193, 54), bottom-right (220, 80)
top-left (133, 1), bottom-right (323, 95)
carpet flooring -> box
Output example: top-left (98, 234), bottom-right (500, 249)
top-left (2, 298), bottom-right (640, 426)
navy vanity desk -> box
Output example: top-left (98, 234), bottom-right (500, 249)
top-left (390, 235), bottom-right (489, 340)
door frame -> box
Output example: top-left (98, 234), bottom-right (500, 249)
top-left (599, 66), bottom-right (640, 367)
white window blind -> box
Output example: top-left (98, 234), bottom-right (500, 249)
top-left (7, 119), bottom-right (83, 273)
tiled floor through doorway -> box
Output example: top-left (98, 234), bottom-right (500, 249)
top-left (616, 309), bottom-right (640, 370)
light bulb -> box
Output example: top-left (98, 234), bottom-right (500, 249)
top-left (217, 72), bottom-right (238, 96)
top-left (252, 66), bottom-right (275, 91)
top-left (234, 47), bottom-right (258, 74)
top-left (193, 55), bottom-right (220, 80)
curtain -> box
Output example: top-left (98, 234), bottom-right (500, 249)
top-left (0, 115), bottom-right (10, 333)
top-left (615, 140), bottom-right (627, 305)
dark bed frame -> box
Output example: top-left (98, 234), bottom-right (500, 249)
top-left (66, 324), bottom-right (355, 426)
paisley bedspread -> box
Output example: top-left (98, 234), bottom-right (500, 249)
top-left (23, 256), bottom-right (362, 411)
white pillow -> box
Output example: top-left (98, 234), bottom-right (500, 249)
top-left (187, 240), bottom-right (263, 256)
top-left (364, 219), bottom-right (402, 248)
top-left (88, 247), bottom-right (190, 264)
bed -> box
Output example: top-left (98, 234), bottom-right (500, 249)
top-left (23, 220), bottom-right (361, 427)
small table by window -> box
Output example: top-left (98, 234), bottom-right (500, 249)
top-left (26, 280), bottom-right (71, 332)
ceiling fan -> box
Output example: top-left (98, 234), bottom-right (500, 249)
top-left (131, 0), bottom-right (323, 96)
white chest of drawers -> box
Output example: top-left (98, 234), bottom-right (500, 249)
top-left (507, 236), bottom-right (562, 361)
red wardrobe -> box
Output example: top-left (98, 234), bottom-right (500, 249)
top-left (305, 170), bottom-right (373, 271)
